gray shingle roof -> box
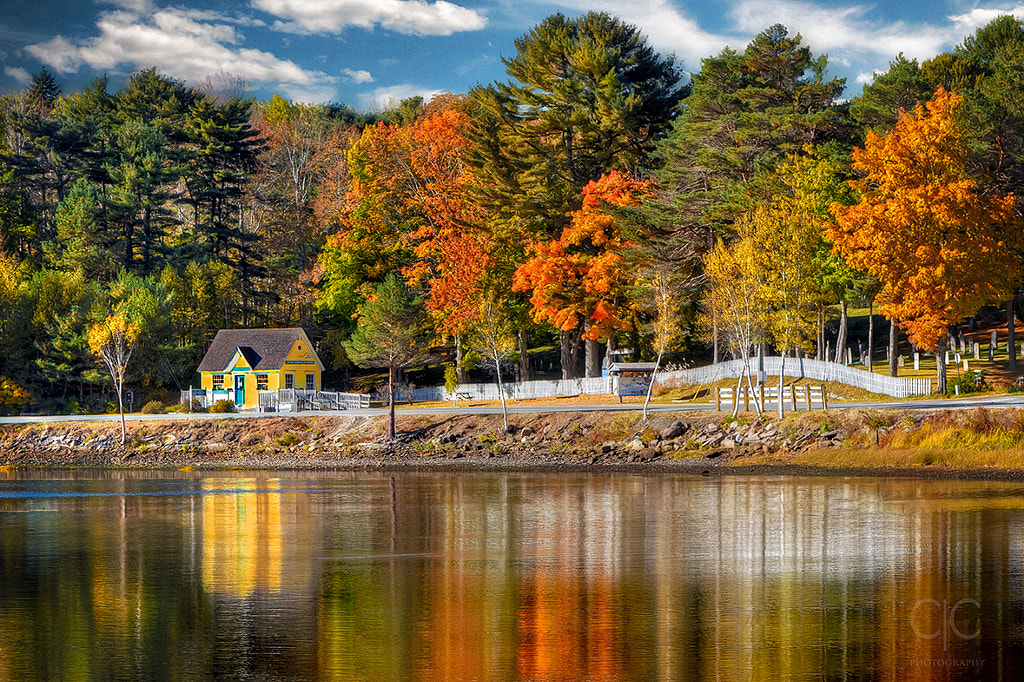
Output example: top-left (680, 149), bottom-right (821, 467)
top-left (197, 328), bottom-right (320, 372)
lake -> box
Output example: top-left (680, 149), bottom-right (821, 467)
top-left (1, 468), bottom-right (1022, 680)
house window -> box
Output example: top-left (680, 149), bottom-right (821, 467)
top-left (256, 374), bottom-right (268, 391)
top-left (305, 373), bottom-right (315, 390)
top-left (284, 373), bottom-right (294, 390)
top-left (212, 374), bottom-right (224, 389)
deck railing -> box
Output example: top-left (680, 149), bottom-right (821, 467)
top-left (181, 388), bottom-right (371, 412)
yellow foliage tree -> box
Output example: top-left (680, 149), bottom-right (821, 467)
top-left (88, 314), bottom-right (141, 445)
top-left (830, 88), bottom-right (1022, 392)
top-left (703, 236), bottom-right (767, 416)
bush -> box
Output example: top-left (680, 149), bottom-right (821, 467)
top-left (947, 372), bottom-right (984, 397)
top-left (210, 399), bottom-right (237, 413)
top-left (140, 400), bottom-right (166, 414)
top-left (275, 432), bottom-right (299, 447)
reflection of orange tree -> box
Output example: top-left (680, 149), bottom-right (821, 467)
top-left (515, 572), bottom-right (626, 680)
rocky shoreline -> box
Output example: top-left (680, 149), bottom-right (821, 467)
top-left (3, 409), bottom-right (1024, 480)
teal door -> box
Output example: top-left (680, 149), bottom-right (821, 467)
top-left (234, 374), bottom-right (245, 405)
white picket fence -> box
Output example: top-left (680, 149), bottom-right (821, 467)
top-left (411, 376), bottom-right (614, 402)
top-left (415, 356), bottom-right (931, 403)
top-left (716, 384), bottom-right (828, 411)
top-left (655, 357), bottom-right (931, 398)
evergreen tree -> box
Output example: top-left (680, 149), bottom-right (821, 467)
top-left (467, 11), bottom-right (683, 378)
top-left (642, 25), bottom-right (846, 266)
top-left (344, 274), bottom-right (430, 440)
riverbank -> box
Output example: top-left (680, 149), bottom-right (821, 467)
top-left (6, 407), bottom-right (1024, 479)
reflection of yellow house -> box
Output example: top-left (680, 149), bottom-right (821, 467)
top-left (197, 328), bottom-right (324, 409)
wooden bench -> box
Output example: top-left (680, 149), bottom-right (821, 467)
top-left (454, 392), bottom-right (473, 401)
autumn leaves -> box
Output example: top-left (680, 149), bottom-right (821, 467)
top-left (829, 90), bottom-right (1022, 390)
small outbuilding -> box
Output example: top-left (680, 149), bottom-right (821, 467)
top-left (197, 328), bottom-right (324, 409)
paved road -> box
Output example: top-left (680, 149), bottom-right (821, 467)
top-left (3, 393), bottom-right (1024, 424)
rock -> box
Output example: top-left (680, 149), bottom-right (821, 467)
top-left (601, 444), bottom-right (613, 454)
top-left (723, 437), bottom-right (737, 449)
top-left (819, 430), bottom-right (839, 440)
top-left (705, 423), bottom-right (721, 434)
top-left (729, 421), bottom-right (739, 431)
top-left (702, 433), bottom-right (725, 447)
top-left (627, 439), bottom-right (646, 451)
top-left (520, 427), bottom-right (534, 437)
top-left (660, 421), bottom-right (687, 440)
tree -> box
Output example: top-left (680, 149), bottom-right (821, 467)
top-left (473, 293), bottom-right (517, 432)
top-left (513, 171), bottom-right (648, 378)
top-left (641, 24), bottom-right (847, 276)
top-left (344, 274), bottom-right (430, 440)
top-left (702, 236), bottom-right (766, 417)
top-left (849, 54), bottom-right (935, 132)
top-left (88, 313), bottom-right (140, 445)
top-left (468, 12), bottom-right (683, 376)
top-left (639, 265), bottom-right (682, 420)
top-left (830, 89), bottom-right (1022, 393)
top-left (748, 202), bottom-right (820, 418)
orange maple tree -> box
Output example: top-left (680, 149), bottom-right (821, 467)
top-left (402, 105), bottom-right (491, 335)
top-left (513, 171), bottom-right (649, 375)
top-left (314, 99), bottom-right (491, 332)
top-left (829, 88), bottom-right (1022, 390)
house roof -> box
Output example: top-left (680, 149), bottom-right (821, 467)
top-left (197, 328), bottom-right (322, 373)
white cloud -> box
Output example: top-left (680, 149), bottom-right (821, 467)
top-left (101, 0), bottom-right (154, 12)
top-left (24, 7), bottom-right (331, 94)
top-left (950, 5), bottom-right (1024, 32)
top-left (358, 84), bottom-right (445, 111)
top-left (533, 0), bottom-right (732, 69)
top-left (728, 0), bottom-right (954, 62)
top-left (4, 66), bottom-right (31, 85)
top-left (342, 67), bottom-right (374, 83)
top-left (252, 0), bottom-right (487, 36)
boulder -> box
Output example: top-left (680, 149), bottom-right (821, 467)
top-left (660, 421), bottom-right (687, 440)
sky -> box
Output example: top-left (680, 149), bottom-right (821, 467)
top-left (1, 0), bottom-right (1022, 111)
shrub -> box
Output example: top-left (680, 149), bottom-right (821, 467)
top-left (275, 432), bottom-right (299, 447)
top-left (140, 400), bottom-right (166, 414)
top-left (210, 399), bottom-right (237, 413)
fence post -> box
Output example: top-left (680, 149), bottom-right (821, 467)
top-left (790, 384), bottom-right (797, 412)
top-left (821, 385), bottom-right (828, 411)
top-left (743, 384), bottom-right (750, 412)
top-left (715, 386), bottom-right (721, 411)
top-left (758, 384), bottom-right (765, 412)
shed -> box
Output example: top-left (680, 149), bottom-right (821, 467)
top-left (197, 328), bottom-right (324, 409)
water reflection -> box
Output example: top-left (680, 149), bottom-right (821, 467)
top-left (1, 470), bottom-right (1022, 680)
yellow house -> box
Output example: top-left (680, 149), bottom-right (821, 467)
top-left (197, 328), bottom-right (324, 409)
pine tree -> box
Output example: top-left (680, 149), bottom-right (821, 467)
top-left (344, 274), bottom-right (430, 440)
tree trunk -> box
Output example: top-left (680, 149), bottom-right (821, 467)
top-left (936, 336), bottom-right (947, 394)
top-left (866, 300), bottom-right (874, 373)
top-left (777, 351), bottom-right (786, 420)
top-left (584, 335), bottom-right (600, 378)
top-left (388, 365), bottom-right (396, 441)
top-left (518, 329), bottom-right (532, 381)
top-left (117, 381), bottom-right (126, 446)
top-left (833, 299), bottom-right (848, 363)
top-left (712, 316), bottom-right (719, 364)
top-left (493, 348), bottom-right (509, 432)
top-left (559, 328), bottom-right (580, 380)
top-left (1009, 299), bottom-right (1018, 371)
top-left (888, 319), bottom-right (898, 377)
top-left (455, 335), bottom-right (467, 384)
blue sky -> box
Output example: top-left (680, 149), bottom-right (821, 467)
top-left (1, 0), bottom-right (1021, 111)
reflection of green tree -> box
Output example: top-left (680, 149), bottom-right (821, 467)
top-left (0, 488), bottom-right (217, 680)
top-left (318, 567), bottom-right (410, 679)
